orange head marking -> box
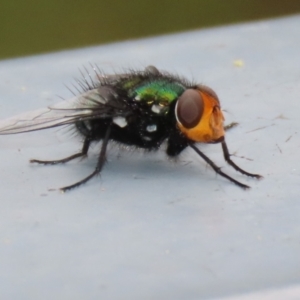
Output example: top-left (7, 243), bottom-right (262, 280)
top-left (175, 87), bottom-right (225, 143)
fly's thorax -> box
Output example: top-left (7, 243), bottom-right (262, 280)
top-left (175, 88), bottom-right (225, 143)
top-left (128, 80), bottom-right (185, 116)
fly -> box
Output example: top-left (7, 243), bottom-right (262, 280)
top-left (0, 66), bottom-right (262, 192)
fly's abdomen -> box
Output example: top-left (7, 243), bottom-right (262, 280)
top-left (109, 114), bottom-right (169, 149)
top-left (75, 119), bottom-right (111, 140)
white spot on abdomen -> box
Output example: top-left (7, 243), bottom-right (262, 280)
top-left (146, 124), bottom-right (157, 132)
top-left (151, 105), bottom-right (162, 114)
top-left (113, 116), bottom-right (128, 128)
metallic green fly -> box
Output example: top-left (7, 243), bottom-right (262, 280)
top-left (0, 66), bottom-right (262, 191)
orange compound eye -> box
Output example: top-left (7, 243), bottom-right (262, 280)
top-left (175, 89), bottom-right (204, 128)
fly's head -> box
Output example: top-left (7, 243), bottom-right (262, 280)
top-left (175, 85), bottom-right (225, 143)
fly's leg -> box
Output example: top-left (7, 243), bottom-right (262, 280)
top-left (189, 142), bottom-right (251, 189)
top-left (30, 139), bottom-right (91, 165)
top-left (221, 141), bottom-right (262, 179)
top-left (60, 123), bottom-right (112, 192)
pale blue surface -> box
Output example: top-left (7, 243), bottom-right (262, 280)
top-left (0, 15), bottom-right (300, 300)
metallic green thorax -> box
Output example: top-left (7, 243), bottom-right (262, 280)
top-left (119, 73), bottom-right (187, 115)
top-left (123, 79), bottom-right (185, 102)
top-left (133, 80), bottom-right (185, 103)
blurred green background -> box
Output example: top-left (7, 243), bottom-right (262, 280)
top-left (1, 0), bottom-right (300, 60)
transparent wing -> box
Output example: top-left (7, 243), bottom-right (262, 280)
top-left (0, 87), bottom-right (130, 135)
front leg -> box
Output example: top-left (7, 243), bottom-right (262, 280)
top-left (189, 142), bottom-right (251, 189)
top-left (221, 140), bottom-right (262, 179)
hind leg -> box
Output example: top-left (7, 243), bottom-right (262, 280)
top-left (60, 124), bottom-right (112, 192)
top-left (30, 138), bottom-right (91, 165)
